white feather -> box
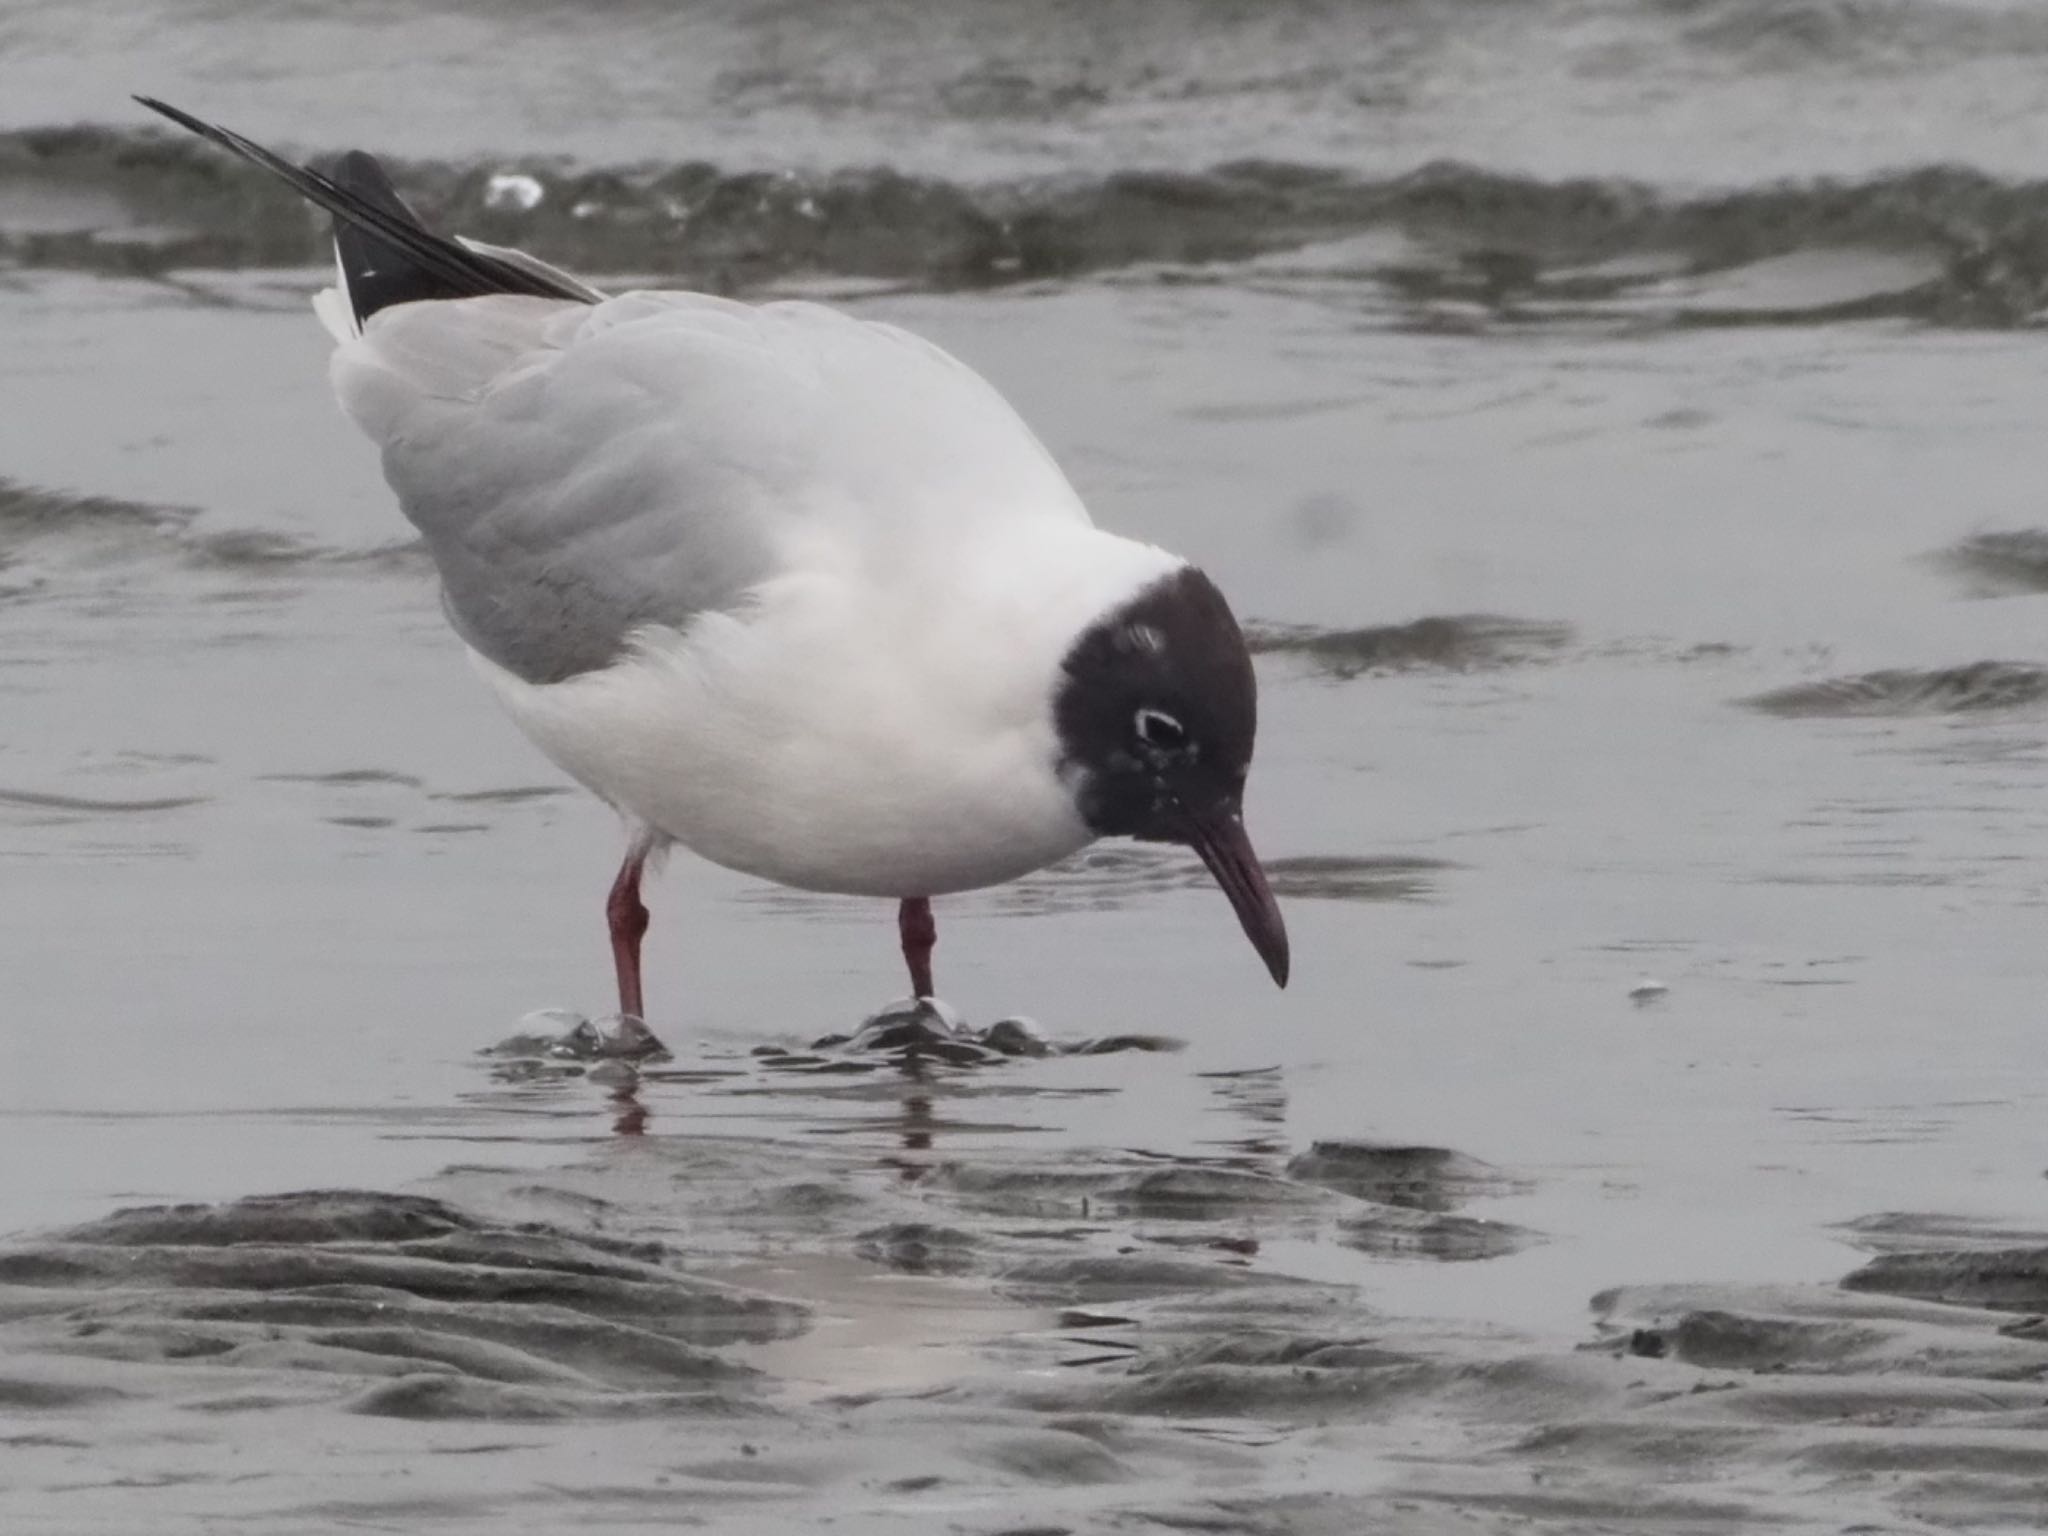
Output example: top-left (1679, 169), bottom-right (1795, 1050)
top-left (475, 521), bottom-right (1182, 896)
top-left (312, 283), bottom-right (1183, 894)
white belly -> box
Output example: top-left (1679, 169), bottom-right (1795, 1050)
top-left (471, 593), bottom-right (1096, 898)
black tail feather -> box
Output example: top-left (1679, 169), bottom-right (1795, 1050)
top-left (330, 150), bottom-right (480, 320)
top-left (134, 96), bottom-right (591, 324)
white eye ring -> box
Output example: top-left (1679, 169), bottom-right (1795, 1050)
top-left (1134, 708), bottom-right (1186, 749)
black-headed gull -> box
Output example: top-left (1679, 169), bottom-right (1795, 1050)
top-left (139, 99), bottom-right (1289, 1024)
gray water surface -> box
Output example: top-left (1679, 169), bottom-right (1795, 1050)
top-left (8, 269), bottom-right (2046, 1320)
top-left (7, 4), bottom-right (2048, 1530)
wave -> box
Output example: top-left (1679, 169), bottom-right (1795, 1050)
top-left (0, 477), bottom-right (425, 585)
top-left (11, 126), bottom-right (2048, 326)
top-left (1742, 661), bottom-right (2048, 717)
top-left (1249, 615), bottom-right (1574, 677)
top-left (1665, 0), bottom-right (2048, 67)
top-left (1935, 529), bottom-right (2048, 595)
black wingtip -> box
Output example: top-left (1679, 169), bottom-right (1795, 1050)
top-left (134, 96), bottom-right (595, 320)
top-left (326, 149), bottom-right (480, 323)
top-left (136, 96), bottom-right (227, 158)
top-left (134, 96), bottom-right (241, 154)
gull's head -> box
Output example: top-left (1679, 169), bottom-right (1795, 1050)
top-left (1053, 565), bottom-right (1289, 987)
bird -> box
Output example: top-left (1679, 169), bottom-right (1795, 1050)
top-left (137, 98), bottom-right (1290, 1029)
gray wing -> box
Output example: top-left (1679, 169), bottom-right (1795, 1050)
top-left (142, 100), bottom-right (1084, 683)
top-left (329, 289), bottom-right (1091, 682)
top-left (331, 292), bottom-right (801, 683)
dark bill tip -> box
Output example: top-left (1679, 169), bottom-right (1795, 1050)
top-left (1181, 804), bottom-right (1290, 988)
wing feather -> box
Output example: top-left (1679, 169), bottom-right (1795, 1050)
top-left (333, 292), bottom-right (1087, 683)
top-left (141, 101), bottom-right (1094, 684)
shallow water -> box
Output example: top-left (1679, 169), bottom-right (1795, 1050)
top-left (8, 2), bottom-right (2048, 1530)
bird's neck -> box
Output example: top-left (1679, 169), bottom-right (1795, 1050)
top-left (954, 521), bottom-right (1186, 653)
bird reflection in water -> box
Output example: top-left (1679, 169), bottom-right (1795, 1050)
top-left (586, 1023), bottom-right (951, 1162)
top-left (487, 1000), bottom-right (1221, 1168)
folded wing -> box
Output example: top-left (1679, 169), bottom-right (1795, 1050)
top-left (138, 99), bottom-right (1092, 684)
top-left (333, 291), bottom-right (1092, 682)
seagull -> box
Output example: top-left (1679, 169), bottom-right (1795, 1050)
top-left (137, 99), bottom-right (1290, 1027)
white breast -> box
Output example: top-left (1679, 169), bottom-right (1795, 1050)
top-left (475, 521), bottom-right (1184, 898)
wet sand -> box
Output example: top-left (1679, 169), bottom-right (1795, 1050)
top-left (5, 1115), bottom-right (2046, 1533)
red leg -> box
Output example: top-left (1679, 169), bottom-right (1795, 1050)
top-left (898, 897), bottom-right (936, 1000)
top-left (606, 850), bottom-right (650, 1020)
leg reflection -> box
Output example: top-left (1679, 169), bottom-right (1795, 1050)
top-left (881, 1056), bottom-right (938, 1180)
top-left (608, 1077), bottom-right (648, 1137)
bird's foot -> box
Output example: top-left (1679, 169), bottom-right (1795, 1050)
top-left (842, 995), bottom-right (971, 1054)
top-left (592, 1012), bottom-right (670, 1061)
top-left (979, 1016), bottom-right (1051, 1057)
top-left (489, 1008), bottom-right (672, 1064)
top-left (804, 1000), bottom-right (1053, 1066)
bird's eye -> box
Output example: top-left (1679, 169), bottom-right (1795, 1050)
top-left (1134, 708), bottom-right (1186, 750)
